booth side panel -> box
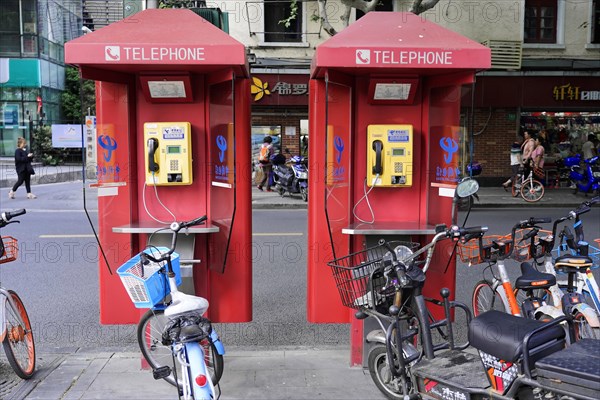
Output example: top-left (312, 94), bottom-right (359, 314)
top-left (209, 78), bottom-right (252, 322)
top-left (96, 81), bottom-right (139, 324)
top-left (423, 84), bottom-right (463, 314)
top-left (307, 79), bottom-right (350, 323)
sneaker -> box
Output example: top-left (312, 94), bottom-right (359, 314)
top-left (257, 186), bottom-right (263, 191)
top-left (27, 193), bottom-right (37, 199)
top-left (266, 188), bottom-right (273, 192)
top-left (8, 190), bottom-right (15, 199)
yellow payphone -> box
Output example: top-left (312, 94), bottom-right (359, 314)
top-left (367, 124), bottom-right (413, 187)
top-left (144, 122), bottom-right (193, 185)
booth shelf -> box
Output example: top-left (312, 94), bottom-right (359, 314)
top-left (342, 222), bottom-right (437, 236)
top-left (112, 222), bottom-right (220, 234)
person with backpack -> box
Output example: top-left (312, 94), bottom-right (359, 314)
top-left (257, 136), bottom-right (274, 191)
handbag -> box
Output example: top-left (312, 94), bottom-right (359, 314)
top-left (27, 163), bottom-right (35, 175)
top-left (533, 166), bottom-right (544, 180)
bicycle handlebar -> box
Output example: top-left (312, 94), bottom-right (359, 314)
top-left (142, 215), bottom-right (207, 264)
top-left (0, 209), bottom-right (26, 227)
top-left (387, 225), bottom-right (488, 278)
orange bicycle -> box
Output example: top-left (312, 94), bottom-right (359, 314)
top-left (1, 209), bottom-right (35, 379)
top-left (462, 217), bottom-right (555, 318)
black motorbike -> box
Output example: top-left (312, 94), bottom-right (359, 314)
top-left (271, 150), bottom-right (308, 202)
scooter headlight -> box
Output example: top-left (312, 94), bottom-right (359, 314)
top-left (298, 171), bottom-right (308, 179)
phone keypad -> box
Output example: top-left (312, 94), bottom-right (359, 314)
top-left (170, 160), bottom-right (179, 171)
top-left (394, 162), bottom-right (403, 173)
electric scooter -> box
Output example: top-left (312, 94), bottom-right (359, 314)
top-left (570, 155), bottom-right (600, 195)
top-left (271, 150), bottom-right (308, 201)
top-left (328, 180), bottom-right (600, 400)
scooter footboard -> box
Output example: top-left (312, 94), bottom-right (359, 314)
top-left (535, 339), bottom-right (600, 400)
top-left (411, 350), bottom-right (490, 399)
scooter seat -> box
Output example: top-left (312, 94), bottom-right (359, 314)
top-left (554, 254), bottom-right (593, 272)
top-left (468, 310), bottom-right (565, 363)
top-left (536, 339), bottom-right (600, 393)
top-left (515, 262), bottom-right (556, 290)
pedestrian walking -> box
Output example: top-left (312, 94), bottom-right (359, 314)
top-left (8, 137), bottom-right (37, 199)
top-left (257, 136), bottom-right (274, 192)
top-left (502, 136), bottom-right (523, 190)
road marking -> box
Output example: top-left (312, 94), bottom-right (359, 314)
top-left (252, 233), bottom-right (304, 236)
top-left (18, 209), bottom-right (98, 213)
top-left (39, 234), bottom-right (96, 238)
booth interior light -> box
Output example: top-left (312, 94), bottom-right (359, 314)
top-left (148, 80), bottom-right (186, 98)
top-left (139, 74), bottom-right (193, 103)
top-left (367, 77), bottom-right (419, 105)
top-left (373, 83), bottom-right (411, 100)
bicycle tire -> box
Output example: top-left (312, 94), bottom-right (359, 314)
top-left (572, 311), bottom-right (600, 340)
top-left (2, 290), bottom-right (35, 379)
top-left (472, 280), bottom-right (507, 317)
top-left (137, 309), bottom-right (224, 387)
top-left (520, 179), bottom-right (544, 202)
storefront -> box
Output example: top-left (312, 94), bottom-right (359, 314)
top-left (250, 73), bottom-right (309, 159)
top-left (466, 74), bottom-right (600, 184)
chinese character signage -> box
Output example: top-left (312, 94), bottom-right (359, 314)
top-left (553, 83), bottom-right (599, 101)
top-left (250, 74), bottom-right (308, 106)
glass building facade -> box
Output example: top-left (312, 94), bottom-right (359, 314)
top-left (0, 0), bottom-right (82, 156)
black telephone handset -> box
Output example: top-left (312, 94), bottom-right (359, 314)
top-left (372, 140), bottom-right (383, 175)
top-left (147, 138), bottom-right (159, 173)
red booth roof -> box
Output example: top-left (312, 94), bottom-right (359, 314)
top-left (65, 9), bottom-right (248, 78)
top-left (311, 12), bottom-right (490, 78)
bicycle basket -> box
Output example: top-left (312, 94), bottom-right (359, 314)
top-left (326, 241), bottom-right (420, 310)
top-left (457, 235), bottom-right (511, 265)
top-left (117, 247), bottom-right (181, 308)
top-left (513, 229), bottom-right (552, 262)
top-left (0, 236), bottom-right (18, 264)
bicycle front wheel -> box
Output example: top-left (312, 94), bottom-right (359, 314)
top-left (137, 309), bottom-right (224, 387)
top-left (520, 180), bottom-right (545, 202)
top-left (2, 290), bottom-right (35, 379)
top-left (472, 280), bottom-right (507, 317)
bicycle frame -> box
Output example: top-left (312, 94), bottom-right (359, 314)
top-left (486, 258), bottom-right (522, 316)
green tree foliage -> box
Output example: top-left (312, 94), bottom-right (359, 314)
top-left (61, 67), bottom-right (95, 124)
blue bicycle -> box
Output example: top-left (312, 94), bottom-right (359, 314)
top-left (118, 216), bottom-right (224, 399)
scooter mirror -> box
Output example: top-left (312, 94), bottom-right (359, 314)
top-left (455, 177), bottom-right (479, 198)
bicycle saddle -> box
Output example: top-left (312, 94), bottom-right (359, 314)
top-left (554, 254), bottom-right (593, 273)
top-left (515, 262), bottom-right (556, 290)
top-left (165, 291), bottom-right (209, 318)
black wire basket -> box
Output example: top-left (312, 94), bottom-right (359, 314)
top-left (327, 241), bottom-right (420, 310)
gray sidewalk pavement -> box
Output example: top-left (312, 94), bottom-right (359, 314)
top-left (6, 347), bottom-right (382, 400)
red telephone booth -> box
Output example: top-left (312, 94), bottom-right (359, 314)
top-left (65, 9), bottom-right (252, 324)
top-left (307, 12), bottom-right (490, 364)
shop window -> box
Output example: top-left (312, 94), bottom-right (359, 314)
top-left (264, 0), bottom-right (303, 43)
top-left (524, 0), bottom-right (557, 43)
top-left (593, 0), bottom-right (600, 44)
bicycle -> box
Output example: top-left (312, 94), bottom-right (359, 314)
top-left (541, 197), bottom-right (600, 339)
top-left (511, 169), bottom-right (545, 202)
top-left (466, 217), bottom-right (555, 319)
top-left (1, 208), bottom-right (35, 379)
top-left (117, 216), bottom-right (224, 399)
